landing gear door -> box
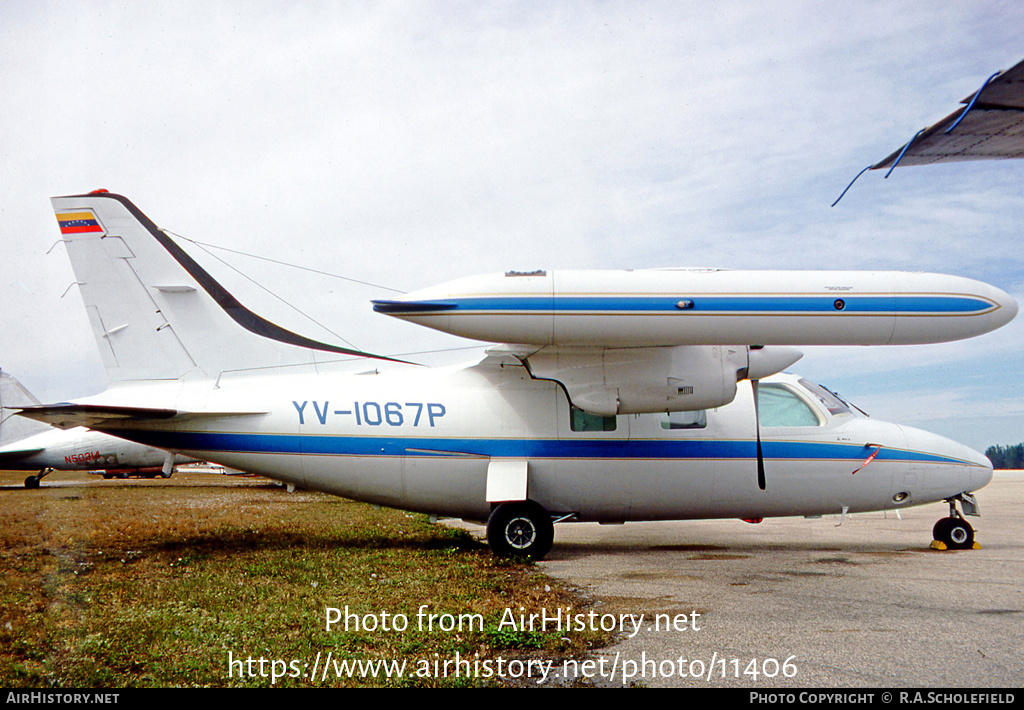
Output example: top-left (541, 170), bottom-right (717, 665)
top-left (486, 459), bottom-right (529, 503)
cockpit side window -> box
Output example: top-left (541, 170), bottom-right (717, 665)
top-left (757, 384), bottom-right (823, 427)
top-left (798, 379), bottom-right (852, 416)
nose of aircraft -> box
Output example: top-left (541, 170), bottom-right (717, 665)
top-left (899, 424), bottom-right (994, 494)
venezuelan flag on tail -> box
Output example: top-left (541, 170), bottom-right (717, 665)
top-left (56, 210), bottom-right (104, 235)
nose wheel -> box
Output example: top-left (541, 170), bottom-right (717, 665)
top-left (931, 496), bottom-right (979, 550)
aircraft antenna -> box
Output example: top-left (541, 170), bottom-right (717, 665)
top-left (169, 234), bottom-right (406, 294)
top-left (165, 231), bottom-right (379, 352)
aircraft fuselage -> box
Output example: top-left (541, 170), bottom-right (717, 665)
top-left (92, 360), bottom-right (992, 525)
top-left (0, 426), bottom-right (172, 473)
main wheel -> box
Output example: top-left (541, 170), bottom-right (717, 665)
top-left (24, 475), bottom-right (40, 490)
top-left (486, 501), bottom-right (554, 560)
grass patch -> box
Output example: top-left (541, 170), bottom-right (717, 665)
top-left (0, 471), bottom-right (611, 687)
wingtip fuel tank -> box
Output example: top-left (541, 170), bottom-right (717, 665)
top-left (373, 269), bottom-right (1017, 347)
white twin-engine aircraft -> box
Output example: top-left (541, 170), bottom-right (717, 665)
top-left (18, 191), bottom-right (1016, 559)
top-left (0, 370), bottom-right (190, 487)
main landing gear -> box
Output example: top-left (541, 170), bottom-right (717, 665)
top-left (931, 494), bottom-right (980, 551)
top-left (24, 468), bottom-right (52, 489)
top-left (486, 500), bottom-right (555, 560)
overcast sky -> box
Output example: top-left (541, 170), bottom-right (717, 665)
top-left (1, 1), bottom-right (1022, 452)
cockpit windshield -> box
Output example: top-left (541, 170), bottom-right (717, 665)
top-left (798, 379), bottom-right (862, 417)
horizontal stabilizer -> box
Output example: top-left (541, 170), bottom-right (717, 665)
top-left (0, 446), bottom-right (45, 461)
top-left (17, 403), bottom-right (266, 430)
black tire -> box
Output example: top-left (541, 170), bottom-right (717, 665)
top-left (945, 517), bottom-right (975, 550)
top-left (933, 516), bottom-right (974, 550)
top-left (24, 476), bottom-right (40, 490)
top-left (486, 501), bottom-right (554, 560)
top-left (932, 517), bottom-right (952, 541)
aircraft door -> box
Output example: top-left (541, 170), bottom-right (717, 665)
top-left (552, 388), bottom-right (631, 520)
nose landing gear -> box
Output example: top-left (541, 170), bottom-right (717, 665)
top-left (931, 494), bottom-right (981, 550)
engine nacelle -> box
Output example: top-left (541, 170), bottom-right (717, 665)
top-left (523, 344), bottom-right (801, 415)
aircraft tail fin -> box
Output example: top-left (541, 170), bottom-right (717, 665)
top-left (0, 370), bottom-right (50, 445)
top-left (51, 191), bottom-right (396, 384)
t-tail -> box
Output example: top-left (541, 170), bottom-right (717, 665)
top-left (0, 370), bottom-right (49, 445)
top-left (51, 190), bottom-right (396, 384)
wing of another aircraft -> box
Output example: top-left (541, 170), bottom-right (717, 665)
top-left (873, 57), bottom-right (1024, 169)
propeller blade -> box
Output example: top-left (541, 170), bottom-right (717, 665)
top-left (752, 379), bottom-right (766, 490)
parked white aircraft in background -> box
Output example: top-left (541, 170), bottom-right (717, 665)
top-left (0, 369), bottom-right (185, 487)
top-left (14, 189), bottom-right (1015, 558)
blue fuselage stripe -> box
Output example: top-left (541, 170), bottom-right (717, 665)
top-left (103, 429), bottom-right (969, 465)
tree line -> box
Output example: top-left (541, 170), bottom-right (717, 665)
top-left (985, 443), bottom-right (1024, 469)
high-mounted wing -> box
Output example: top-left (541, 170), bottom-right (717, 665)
top-left (873, 57), bottom-right (1024, 170)
top-left (373, 269), bottom-right (1017, 415)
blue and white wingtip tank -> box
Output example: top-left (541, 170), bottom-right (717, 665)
top-left (373, 268), bottom-right (1018, 347)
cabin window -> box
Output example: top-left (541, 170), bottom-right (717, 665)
top-left (757, 384), bottom-right (822, 427)
top-left (661, 410), bottom-right (707, 430)
top-left (570, 406), bottom-right (617, 432)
